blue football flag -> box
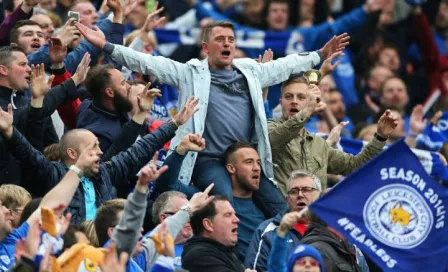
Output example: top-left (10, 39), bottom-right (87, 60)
top-left (309, 140), bottom-right (448, 272)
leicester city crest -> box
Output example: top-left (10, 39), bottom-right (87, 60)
top-left (363, 184), bottom-right (433, 249)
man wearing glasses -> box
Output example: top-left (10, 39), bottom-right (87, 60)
top-left (0, 185), bottom-right (31, 229)
top-left (245, 170), bottom-right (321, 272)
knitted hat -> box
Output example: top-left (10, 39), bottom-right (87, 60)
top-left (287, 244), bottom-right (325, 272)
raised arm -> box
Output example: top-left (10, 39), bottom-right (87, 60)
top-left (106, 97), bottom-right (199, 188)
top-left (143, 184), bottom-right (215, 267)
top-left (26, 142), bottom-right (100, 223)
top-left (327, 110), bottom-right (397, 175)
top-left (257, 33), bottom-right (349, 88)
top-left (0, 105), bottom-right (58, 191)
top-left (268, 85), bottom-right (326, 149)
top-left (0, 2), bottom-right (34, 46)
top-left (112, 156), bottom-right (168, 257)
top-left (153, 134), bottom-right (205, 198)
top-left (75, 22), bottom-right (188, 88)
top-left (29, 55), bottom-right (90, 118)
top-left (101, 86), bottom-right (162, 161)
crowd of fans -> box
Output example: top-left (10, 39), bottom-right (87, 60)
top-left (0, 0), bottom-right (446, 271)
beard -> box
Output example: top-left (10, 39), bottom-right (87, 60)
top-left (113, 89), bottom-right (133, 113)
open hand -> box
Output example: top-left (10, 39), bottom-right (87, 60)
top-left (258, 48), bottom-right (273, 63)
top-left (124, 0), bottom-right (144, 16)
top-left (72, 52), bottom-right (91, 85)
top-left (409, 104), bottom-right (427, 135)
top-left (320, 33), bottom-right (350, 60)
top-left (326, 121), bottom-right (349, 147)
top-left (319, 51), bottom-right (343, 77)
top-left (142, 1), bottom-right (167, 32)
top-left (173, 97), bottom-right (200, 126)
top-left (75, 23), bottom-right (106, 49)
top-left (31, 64), bottom-right (54, 99)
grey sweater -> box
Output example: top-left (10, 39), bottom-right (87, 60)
top-left (111, 188), bottom-right (190, 271)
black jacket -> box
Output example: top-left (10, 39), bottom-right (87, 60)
top-left (6, 120), bottom-right (177, 224)
top-left (301, 223), bottom-right (362, 272)
top-left (0, 80), bottom-right (77, 193)
top-left (182, 236), bottom-right (246, 272)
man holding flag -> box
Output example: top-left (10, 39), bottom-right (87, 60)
top-left (308, 139), bottom-right (448, 271)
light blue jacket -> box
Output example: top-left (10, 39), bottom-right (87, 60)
top-left (107, 43), bottom-right (322, 184)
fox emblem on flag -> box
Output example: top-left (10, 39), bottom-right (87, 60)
top-left (363, 184), bottom-right (433, 249)
top-left (309, 140), bottom-right (448, 272)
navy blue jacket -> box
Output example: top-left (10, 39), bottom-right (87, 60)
top-left (28, 19), bottom-right (124, 74)
top-left (0, 79), bottom-right (78, 192)
top-left (244, 213), bottom-right (303, 272)
top-left (77, 99), bottom-right (131, 155)
top-left (5, 121), bottom-right (177, 224)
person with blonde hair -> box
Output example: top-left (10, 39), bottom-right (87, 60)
top-left (0, 185), bottom-right (31, 228)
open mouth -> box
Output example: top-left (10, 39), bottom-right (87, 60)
top-left (296, 201), bottom-right (307, 209)
top-left (290, 108), bottom-right (299, 114)
top-left (31, 42), bottom-right (41, 50)
top-left (222, 50), bottom-right (231, 57)
top-left (231, 228), bottom-right (238, 235)
top-left (252, 174), bottom-right (260, 180)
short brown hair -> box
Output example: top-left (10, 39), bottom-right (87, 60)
top-left (201, 21), bottom-right (235, 42)
top-left (281, 76), bottom-right (308, 94)
top-left (10, 20), bottom-right (41, 44)
top-left (94, 199), bottom-right (126, 246)
top-left (0, 185), bottom-right (31, 211)
top-left (84, 64), bottom-right (115, 101)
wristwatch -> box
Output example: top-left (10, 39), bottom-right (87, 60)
top-left (180, 204), bottom-right (193, 217)
top-left (374, 133), bottom-right (388, 142)
top-left (69, 165), bottom-right (83, 178)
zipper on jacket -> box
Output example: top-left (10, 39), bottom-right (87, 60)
top-left (10, 90), bottom-right (17, 110)
top-left (300, 136), bottom-right (308, 170)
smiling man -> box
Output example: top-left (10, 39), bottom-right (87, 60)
top-left (77, 20), bottom-right (348, 219)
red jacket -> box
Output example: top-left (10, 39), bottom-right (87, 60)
top-left (413, 12), bottom-right (448, 99)
top-left (52, 68), bottom-right (80, 129)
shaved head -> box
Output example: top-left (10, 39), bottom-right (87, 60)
top-left (59, 129), bottom-right (91, 162)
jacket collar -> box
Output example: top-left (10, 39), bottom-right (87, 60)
top-left (89, 100), bottom-right (129, 122)
top-left (188, 236), bottom-right (234, 252)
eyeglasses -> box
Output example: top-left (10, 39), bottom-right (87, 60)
top-left (287, 187), bottom-right (317, 197)
top-left (296, 258), bottom-right (319, 267)
top-left (9, 208), bottom-right (23, 216)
